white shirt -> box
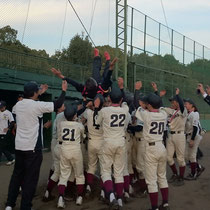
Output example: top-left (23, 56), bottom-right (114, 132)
top-left (15, 99), bottom-right (54, 151)
top-left (0, 110), bottom-right (14, 135)
top-left (83, 108), bottom-right (103, 141)
top-left (135, 107), bottom-right (167, 143)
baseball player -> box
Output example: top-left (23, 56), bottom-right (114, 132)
top-left (163, 88), bottom-right (187, 186)
top-left (0, 101), bottom-right (15, 166)
top-left (135, 93), bottom-right (169, 210)
top-left (57, 105), bottom-right (86, 208)
top-left (51, 51), bottom-right (118, 100)
top-left (184, 99), bottom-right (204, 180)
top-left (43, 107), bottom-right (66, 202)
top-left (82, 105), bottom-right (104, 197)
top-left (94, 86), bottom-right (129, 209)
top-left (128, 82), bottom-right (147, 195)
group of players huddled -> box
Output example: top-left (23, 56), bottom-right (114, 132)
top-left (39, 49), bottom-right (206, 210)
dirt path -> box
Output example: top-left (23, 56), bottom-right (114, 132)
top-left (1, 133), bottom-right (210, 210)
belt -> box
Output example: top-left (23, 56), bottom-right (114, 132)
top-left (136, 138), bottom-right (142, 141)
top-left (186, 133), bottom-right (191, 136)
top-left (170, 131), bottom-right (184, 135)
top-left (59, 142), bottom-right (62, 145)
top-left (149, 142), bottom-right (155, 146)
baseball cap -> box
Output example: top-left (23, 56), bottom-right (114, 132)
top-left (24, 81), bottom-right (40, 95)
top-left (183, 98), bottom-right (195, 106)
top-left (139, 94), bottom-right (148, 103)
top-left (169, 96), bottom-right (178, 102)
top-left (146, 93), bottom-right (161, 109)
top-left (0, 101), bottom-right (6, 109)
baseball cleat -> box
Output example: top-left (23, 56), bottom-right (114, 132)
top-left (109, 199), bottom-right (119, 210)
top-left (5, 206), bottom-right (12, 210)
top-left (173, 177), bottom-right (184, 187)
top-left (129, 184), bottom-right (134, 195)
top-left (123, 192), bottom-right (130, 203)
top-left (85, 185), bottom-right (92, 199)
top-left (159, 203), bottom-right (170, 210)
top-left (6, 160), bottom-right (15, 166)
top-left (117, 198), bottom-right (123, 209)
top-left (197, 165), bottom-right (205, 177)
top-left (57, 196), bottom-right (65, 209)
top-left (76, 196), bottom-right (83, 205)
top-left (168, 174), bottom-right (178, 183)
top-left (185, 173), bottom-right (197, 181)
top-left (99, 190), bottom-right (105, 202)
top-left (42, 190), bottom-right (55, 202)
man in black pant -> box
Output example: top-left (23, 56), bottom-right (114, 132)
top-left (0, 101), bottom-right (15, 166)
top-left (5, 80), bottom-right (67, 210)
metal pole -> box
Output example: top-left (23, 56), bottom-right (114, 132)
top-left (193, 41), bottom-right (196, 61)
top-left (171, 29), bottom-right (173, 55)
top-left (144, 15), bottom-right (147, 53)
top-left (124, 0), bottom-right (128, 88)
top-left (183, 36), bottom-right (185, 64)
top-left (130, 7), bottom-right (134, 58)
top-left (202, 45), bottom-right (205, 60)
top-left (158, 23), bottom-right (161, 55)
top-left (115, 0), bottom-right (119, 80)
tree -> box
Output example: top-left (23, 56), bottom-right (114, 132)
top-left (0, 25), bottom-right (18, 44)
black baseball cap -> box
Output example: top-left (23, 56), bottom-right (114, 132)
top-left (183, 98), bottom-right (195, 106)
top-left (139, 94), bottom-right (148, 103)
top-left (169, 96), bottom-right (178, 102)
top-left (0, 101), bottom-right (6, 109)
top-left (24, 81), bottom-right (40, 95)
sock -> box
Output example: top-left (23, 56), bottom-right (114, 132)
top-left (170, 163), bottom-right (178, 175)
top-left (139, 179), bottom-right (147, 191)
top-left (115, 183), bottom-right (124, 199)
top-left (179, 166), bottom-right (185, 178)
top-left (123, 176), bottom-right (130, 193)
top-left (86, 173), bottom-right (94, 185)
top-left (47, 179), bottom-right (57, 193)
top-left (190, 162), bottom-right (197, 175)
top-left (160, 188), bottom-right (168, 204)
top-left (58, 185), bottom-right (66, 196)
top-left (77, 184), bottom-right (84, 196)
top-left (94, 48), bottom-right (99, 57)
top-left (149, 192), bottom-right (158, 209)
top-left (104, 51), bottom-right (110, 60)
top-left (104, 180), bottom-right (113, 199)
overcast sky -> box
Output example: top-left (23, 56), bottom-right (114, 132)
top-left (0, 0), bottom-right (210, 60)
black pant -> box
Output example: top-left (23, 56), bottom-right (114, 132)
top-left (6, 149), bottom-right (43, 210)
top-left (0, 135), bottom-right (13, 162)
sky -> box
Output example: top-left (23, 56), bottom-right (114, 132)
top-left (0, 0), bottom-right (210, 61)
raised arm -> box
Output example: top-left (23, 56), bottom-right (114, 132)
top-left (175, 88), bottom-right (184, 113)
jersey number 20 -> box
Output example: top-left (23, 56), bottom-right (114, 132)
top-left (62, 128), bottom-right (75, 141)
top-left (149, 122), bottom-right (164, 135)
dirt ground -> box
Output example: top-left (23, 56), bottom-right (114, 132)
top-left (0, 133), bottom-right (210, 210)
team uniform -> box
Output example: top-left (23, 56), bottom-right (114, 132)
top-left (57, 118), bottom-right (85, 207)
top-left (136, 107), bottom-right (169, 210)
top-left (185, 111), bottom-right (202, 179)
top-left (83, 108), bottom-right (104, 192)
top-left (95, 102), bottom-right (129, 208)
top-left (0, 109), bottom-right (15, 164)
top-left (163, 106), bottom-right (188, 184)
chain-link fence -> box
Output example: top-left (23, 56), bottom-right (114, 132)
top-left (126, 5), bottom-right (210, 128)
